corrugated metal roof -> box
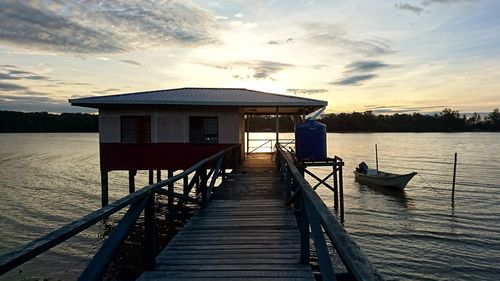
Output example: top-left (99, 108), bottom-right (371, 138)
top-left (69, 88), bottom-right (327, 108)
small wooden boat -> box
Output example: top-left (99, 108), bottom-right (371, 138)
top-left (354, 170), bottom-right (417, 190)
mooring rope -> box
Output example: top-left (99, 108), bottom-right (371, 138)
top-left (418, 173), bottom-right (446, 196)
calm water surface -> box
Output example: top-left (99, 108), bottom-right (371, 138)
top-left (1, 133), bottom-right (499, 280)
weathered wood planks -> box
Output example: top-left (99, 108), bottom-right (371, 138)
top-left (137, 153), bottom-right (315, 281)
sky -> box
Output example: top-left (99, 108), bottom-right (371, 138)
top-left (0, 0), bottom-right (499, 114)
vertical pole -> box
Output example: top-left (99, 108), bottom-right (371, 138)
top-left (199, 165), bottom-right (208, 204)
top-left (101, 171), bottom-right (108, 207)
top-left (302, 108), bottom-right (306, 121)
top-left (299, 195), bottom-right (310, 264)
top-left (168, 170), bottom-right (174, 207)
top-left (339, 162), bottom-right (344, 223)
top-left (246, 115), bottom-right (250, 155)
top-left (144, 193), bottom-right (156, 271)
top-left (375, 144), bottom-right (379, 173)
top-left (128, 170), bottom-right (136, 194)
top-left (333, 165), bottom-right (339, 213)
top-left (148, 170), bottom-right (154, 185)
top-left (183, 174), bottom-right (188, 195)
top-left (452, 153), bottom-right (457, 203)
top-left (156, 170), bottom-right (161, 182)
top-left (276, 107), bottom-right (279, 145)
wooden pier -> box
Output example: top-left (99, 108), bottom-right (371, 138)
top-left (138, 153), bottom-right (316, 280)
top-left (1, 145), bottom-right (382, 281)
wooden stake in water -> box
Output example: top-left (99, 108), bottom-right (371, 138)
top-left (375, 144), bottom-right (379, 173)
top-left (452, 152), bottom-right (457, 202)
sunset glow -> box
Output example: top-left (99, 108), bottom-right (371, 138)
top-left (0, 0), bottom-right (499, 114)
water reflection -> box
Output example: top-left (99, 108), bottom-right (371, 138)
top-left (99, 196), bottom-right (200, 281)
top-left (355, 182), bottom-right (412, 210)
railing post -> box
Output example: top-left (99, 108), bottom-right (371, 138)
top-left (299, 194), bottom-right (310, 264)
top-left (129, 170), bottom-right (136, 194)
top-left (156, 170), bottom-right (161, 182)
top-left (306, 203), bottom-right (336, 281)
top-left (221, 155), bottom-right (227, 183)
top-left (101, 171), bottom-right (108, 207)
top-left (168, 170), bottom-right (174, 208)
top-left (183, 174), bottom-right (189, 195)
top-left (339, 161), bottom-right (344, 223)
top-left (333, 164), bottom-right (339, 213)
top-left (199, 164), bottom-right (208, 204)
top-left (148, 170), bottom-right (154, 185)
top-left (144, 192), bottom-right (156, 271)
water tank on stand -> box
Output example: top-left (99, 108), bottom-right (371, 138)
top-left (295, 119), bottom-right (327, 161)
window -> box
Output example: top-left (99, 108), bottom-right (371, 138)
top-left (121, 116), bottom-right (151, 144)
top-left (189, 117), bottom-right (218, 144)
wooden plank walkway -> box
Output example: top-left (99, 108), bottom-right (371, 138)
top-left (137, 153), bottom-right (315, 281)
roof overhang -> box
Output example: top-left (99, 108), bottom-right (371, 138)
top-left (69, 88), bottom-right (327, 115)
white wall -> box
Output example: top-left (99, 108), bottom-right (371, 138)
top-left (99, 107), bottom-right (242, 144)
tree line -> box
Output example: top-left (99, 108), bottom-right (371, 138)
top-left (0, 108), bottom-right (499, 133)
top-left (249, 108), bottom-right (500, 132)
top-left (0, 110), bottom-right (98, 132)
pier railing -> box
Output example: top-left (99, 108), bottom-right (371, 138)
top-left (247, 138), bottom-right (294, 153)
top-left (0, 144), bottom-right (240, 280)
top-left (276, 144), bottom-right (384, 281)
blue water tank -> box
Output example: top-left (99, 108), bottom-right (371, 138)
top-left (295, 120), bottom-right (327, 161)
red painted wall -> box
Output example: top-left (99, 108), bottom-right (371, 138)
top-left (100, 143), bottom-right (240, 171)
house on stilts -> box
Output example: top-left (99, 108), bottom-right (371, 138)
top-left (69, 87), bottom-right (327, 206)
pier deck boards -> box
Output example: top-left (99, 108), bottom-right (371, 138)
top-left (137, 153), bottom-right (315, 281)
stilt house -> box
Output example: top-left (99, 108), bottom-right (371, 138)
top-left (69, 87), bottom-right (327, 204)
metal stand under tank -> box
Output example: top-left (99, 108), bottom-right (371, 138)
top-left (297, 157), bottom-right (345, 223)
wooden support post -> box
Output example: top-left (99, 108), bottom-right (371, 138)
top-left (183, 174), bottom-right (189, 196)
top-left (101, 171), bottom-right (108, 207)
top-left (333, 165), bottom-right (339, 213)
top-left (128, 170), bottom-right (136, 194)
top-left (306, 203), bottom-right (336, 281)
top-left (339, 163), bottom-right (344, 223)
top-left (168, 170), bottom-right (174, 207)
top-left (144, 193), bottom-right (156, 271)
top-left (221, 159), bottom-right (226, 183)
top-left (199, 165), bottom-right (208, 204)
top-left (452, 152), bottom-right (457, 203)
top-left (299, 195), bottom-right (310, 264)
top-left (246, 115), bottom-right (250, 155)
top-left (156, 170), bottom-right (161, 183)
top-left (148, 170), bottom-right (154, 185)
top-left (275, 107), bottom-right (279, 145)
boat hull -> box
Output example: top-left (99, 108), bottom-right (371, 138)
top-left (354, 171), bottom-right (417, 190)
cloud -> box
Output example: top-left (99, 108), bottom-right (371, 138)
top-left (331, 60), bottom-right (392, 86)
top-left (91, 88), bottom-right (122, 94)
top-left (345, 60), bottom-right (391, 73)
top-left (0, 82), bottom-right (29, 91)
top-left (331, 74), bottom-right (378, 86)
top-left (301, 22), bottom-right (392, 56)
top-left (395, 3), bottom-right (424, 14)
top-left (119, 60), bottom-right (142, 66)
top-left (0, 0), bottom-right (218, 54)
top-left (200, 60), bottom-right (294, 80)
top-left (0, 66), bottom-right (50, 81)
top-left (268, 38), bottom-right (293, 45)
top-left (422, 0), bottom-right (478, 4)
top-left (286, 88), bottom-right (328, 95)
top-left (240, 60), bottom-right (295, 80)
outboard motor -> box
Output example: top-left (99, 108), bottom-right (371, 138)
top-left (356, 162), bottom-right (369, 173)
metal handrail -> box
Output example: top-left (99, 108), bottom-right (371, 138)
top-left (276, 144), bottom-right (383, 281)
top-left (247, 138), bottom-right (295, 153)
top-left (0, 144), bottom-right (241, 279)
